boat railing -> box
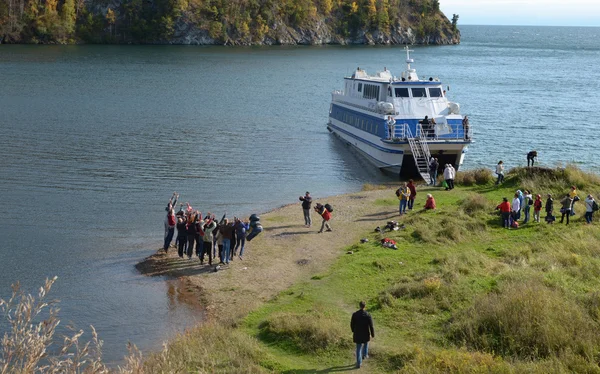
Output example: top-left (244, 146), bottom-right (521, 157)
top-left (390, 122), bottom-right (473, 142)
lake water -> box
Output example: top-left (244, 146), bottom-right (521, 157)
top-left (1, 25), bottom-right (599, 363)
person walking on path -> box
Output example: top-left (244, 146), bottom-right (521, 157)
top-left (299, 192), bottom-right (313, 227)
top-left (315, 203), bottom-right (332, 233)
top-left (560, 194), bottom-right (573, 225)
top-left (533, 194), bottom-right (543, 223)
top-left (428, 157), bottom-right (438, 186)
top-left (407, 179), bottom-right (417, 210)
top-left (396, 183), bottom-right (411, 215)
top-left (545, 194), bottom-right (555, 224)
top-left (585, 194), bottom-right (596, 224)
top-left (496, 197), bottom-right (511, 228)
top-left (350, 301), bottom-right (374, 369)
top-left (527, 151), bottom-right (537, 167)
top-left (495, 161), bottom-right (505, 185)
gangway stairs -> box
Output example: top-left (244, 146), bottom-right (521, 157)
top-left (405, 124), bottom-right (433, 185)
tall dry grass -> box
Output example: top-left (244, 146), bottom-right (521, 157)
top-left (448, 278), bottom-right (600, 361)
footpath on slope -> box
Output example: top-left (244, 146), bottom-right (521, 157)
top-left (137, 187), bottom-right (399, 323)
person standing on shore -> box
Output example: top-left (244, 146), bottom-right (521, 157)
top-left (585, 194), bottom-right (596, 224)
top-left (533, 194), bottom-right (543, 223)
top-left (396, 183), bottom-right (410, 215)
top-left (443, 165), bottom-right (452, 190)
top-left (350, 301), bottom-right (374, 369)
top-left (560, 194), bottom-right (573, 225)
top-left (407, 179), bottom-right (417, 210)
top-left (186, 213), bottom-right (197, 259)
top-left (315, 203), bottom-right (332, 233)
top-left (449, 164), bottom-right (456, 189)
top-left (569, 186), bottom-right (578, 216)
top-left (511, 193), bottom-right (521, 224)
top-left (496, 197), bottom-right (511, 228)
top-left (428, 157), bottom-right (438, 186)
top-left (219, 219), bottom-right (234, 264)
top-left (495, 161), bottom-right (505, 185)
top-left (164, 202), bottom-right (177, 253)
top-left (299, 192), bottom-right (313, 227)
top-left (234, 218), bottom-right (249, 260)
top-left (545, 194), bottom-right (555, 224)
top-left (523, 190), bottom-right (533, 224)
top-left (200, 216), bottom-right (217, 265)
top-left (176, 216), bottom-right (187, 258)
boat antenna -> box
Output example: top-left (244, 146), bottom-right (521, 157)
top-left (404, 45), bottom-right (414, 71)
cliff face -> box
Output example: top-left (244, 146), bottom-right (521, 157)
top-left (0, 0), bottom-right (460, 45)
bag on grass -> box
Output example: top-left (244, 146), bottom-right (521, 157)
top-left (442, 180), bottom-right (448, 189)
top-left (511, 220), bottom-right (519, 229)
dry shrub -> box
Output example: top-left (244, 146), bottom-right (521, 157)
top-left (455, 168), bottom-right (493, 186)
top-left (459, 194), bottom-right (493, 216)
top-left (389, 277), bottom-right (442, 299)
top-left (259, 311), bottom-right (351, 353)
top-left (143, 322), bottom-right (271, 373)
top-left (396, 347), bottom-right (509, 374)
top-left (448, 278), bottom-right (600, 360)
top-left (508, 165), bottom-right (600, 196)
top-left (0, 277), bottom-right (111, 373)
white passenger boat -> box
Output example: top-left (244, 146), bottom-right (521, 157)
top-left (327, 46), bottom-right (472, 182)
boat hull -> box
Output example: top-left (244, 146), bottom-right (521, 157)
top-left (327, 118), bottom-right (469, 178)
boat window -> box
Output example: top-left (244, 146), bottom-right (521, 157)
top-left (394, 87), bottom-right (409, 98)
top-left (411, 88), bottom-right (427, 98)
top-left (363, 84), bottom-right (380, 100)
top-left (358, 83), bottom-right (362, 92)
top-left (429, 87), bottom-right (443, 97)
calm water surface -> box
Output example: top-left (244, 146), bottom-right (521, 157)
top-left (1, 25), bottom-right (599, 363)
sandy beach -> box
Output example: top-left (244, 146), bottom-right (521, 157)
top-left (137, 186), bottom-right (397, 323)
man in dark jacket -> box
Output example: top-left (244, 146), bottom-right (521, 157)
top-left (299, 191), bottom-right (313, 227)
top-left (350, 301), bottom-right (374, 368)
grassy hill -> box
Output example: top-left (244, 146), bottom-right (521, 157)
top-left (142, 166), bottom-right (600, 373)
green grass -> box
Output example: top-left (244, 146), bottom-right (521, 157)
top-left (239, 166), bottom-right (600, 373)
top-left (144, 166), bottom-right (600, 373)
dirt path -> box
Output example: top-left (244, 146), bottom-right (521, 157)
top-left (137, 187), bottom-right (402, 322)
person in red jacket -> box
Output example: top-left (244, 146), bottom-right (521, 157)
top-left (315, 203), bottom-right (332, 233)
top-left (424, 194), bottom-right (436, 210)
top-left (496, 197), bottom-right (511, 228)
top-left (533, 194), bottom-right (543, 223)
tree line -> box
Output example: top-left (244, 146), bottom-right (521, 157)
top-left (0, 0), bottom-right (456, 44)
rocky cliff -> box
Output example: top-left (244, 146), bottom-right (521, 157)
top-left (1, 0), bottom-right (460, 45)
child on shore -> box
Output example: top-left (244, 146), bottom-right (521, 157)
top-left (315, 203), bottom-right (332, 233)
top-left (396, 183), bottom-right (411, 215)
top-left (533, 194), bottom-right (543, 222)
top-left (495, 161), bottom-right (504, 185)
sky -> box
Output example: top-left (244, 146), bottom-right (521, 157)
top-left (439, 0), bottom-right (600, 27)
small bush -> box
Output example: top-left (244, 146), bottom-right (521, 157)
top-left (448, 279), bottom-right (600, 360)
top-left (455, 168), bottom-right (493, 186)
top-left (259, 311), bottom-right (351, 352)
top-left (389, 278), bottom-right (442, 299)
top-left (459, 194), bottom-right (493, 216)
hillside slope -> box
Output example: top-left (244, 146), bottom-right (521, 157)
top-left (0, 0), bottom-right (460, 45)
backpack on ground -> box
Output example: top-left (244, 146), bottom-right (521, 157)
top-left (324, 203), bottom-right (333, 213)
top-left (593, 200), bottom-right (599, 212)
top-left (511, 220), bottom-right (519, 229)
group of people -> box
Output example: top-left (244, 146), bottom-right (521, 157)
top-left (426, 158), bottom-right (456, 190)
top-left (299, 191), bottom-right (334, 233)
top-left (496, 186), bottom-right (598, 228)
top-left (396, 180), bottom-right (436, 215)
top-left (163, 193), bottom-right (262, 266)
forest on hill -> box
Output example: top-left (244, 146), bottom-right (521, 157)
top-left (0, 0), bottom-right (460, 45)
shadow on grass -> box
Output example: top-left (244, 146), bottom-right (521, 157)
top-left (281, 364), bottom-right (357, 373)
